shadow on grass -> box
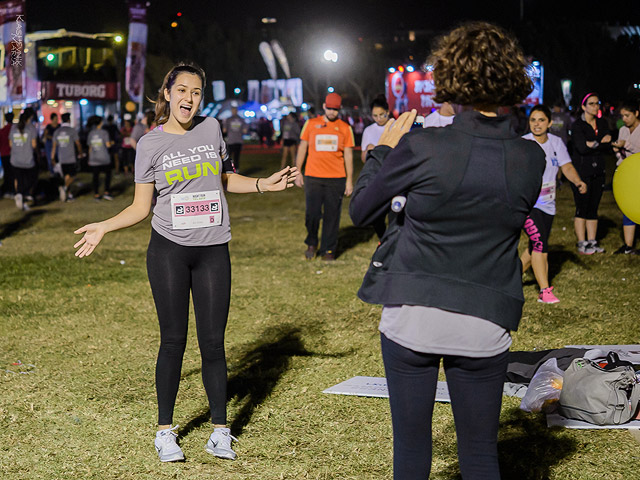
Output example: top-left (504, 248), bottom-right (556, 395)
top-left (548, 246), bottom-right (585, 284)
top-left (498, 409), bottom-right (578, 480)
top-left (336, 225), bottom-right (376, 259)
top-left (596, 216), bottom-right (617, 242)
top-left (438, 408), bottom-right (577, 480)
top-left (0, 209), bottom-right (46, 240)
top-left (179, 325), bottom-right (348, 437)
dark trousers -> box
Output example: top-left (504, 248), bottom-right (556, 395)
top-left (92, 165), bottom-right (112, 195)
top-left (227, 143), bottom-right (242, 172)
top-left (147, 229), bottom-right (231, 425)
top-left (1, 155), bottom-right (14, 195)
top-left (13, 166), bottom-right (37, 197)
top-left (304, 176), bottom-right (345, 255)
top-left (381, 333), bottom-right (509, 480)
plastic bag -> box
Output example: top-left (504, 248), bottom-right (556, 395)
top-left (519, 357), bottom-right (564, 413)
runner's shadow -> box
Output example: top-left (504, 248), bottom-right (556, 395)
top-left (596, 216), bottom-right (617, 242)
top-left (0, 210), bottom-right (46, 240)
top-left (336, 225), bottom-right (376, 259)
top-left (179, 325), bottom-right (347, 437)
top-left (497, 409), bottom-right (578, 479)
top-left (437, 408), bottom-right (577, 479)
top-left (548, 246), bottom-right (584, 284)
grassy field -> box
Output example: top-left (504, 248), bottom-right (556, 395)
top-left (1, 151), bottom-right (639, 480)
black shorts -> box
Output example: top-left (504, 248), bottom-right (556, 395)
top-left (283, 138), bottom-right (298, 147)
top-left (523, 208), bottom-right (554, 254)
top-left (61, 163), bottom-right (77, 177)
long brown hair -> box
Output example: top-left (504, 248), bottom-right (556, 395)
top-left (154, 62), bottom-right (206, 125)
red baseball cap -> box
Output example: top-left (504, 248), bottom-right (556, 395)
top-left (325, 92), bottom-right (342, 109)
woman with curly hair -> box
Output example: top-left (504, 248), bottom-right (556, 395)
top-left (350, 23), bottom-right (545, 478)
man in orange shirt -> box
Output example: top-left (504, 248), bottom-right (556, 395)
top-left (295, 93), bottom-right (354, 261)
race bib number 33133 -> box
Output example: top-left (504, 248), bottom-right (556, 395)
top-left (171, 190), bottom-right (222, 230)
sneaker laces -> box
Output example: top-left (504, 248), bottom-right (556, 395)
top-left (158, 424), bottom-right (180, 442)
top-left (212, 428), bottom-right (239, 447)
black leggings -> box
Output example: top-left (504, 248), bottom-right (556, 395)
top-left (147, 229), bottom-right (231, 425)
top-left (381, 333), bottom-right (509, 480)
top-left (571, 174), bottom-right (604, 220)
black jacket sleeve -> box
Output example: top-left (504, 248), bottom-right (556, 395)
top-left (350, 134), bottom-right (423, 227)
top-left (572, 119), bottom-right (611, 156)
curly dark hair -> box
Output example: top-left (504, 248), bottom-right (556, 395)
top-left (430, 22), bottom-right (532, 106)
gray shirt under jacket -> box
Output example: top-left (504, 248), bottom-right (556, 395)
top-left (350, 110), bottom-right (545, 333)
top-left (380, 305), bottom-right (512, 357)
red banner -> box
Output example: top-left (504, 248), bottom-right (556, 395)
top-left (125, 1), bottom-right (148, 104)
top-left (0, 0), bottom-right (25, 100)
top-left (40, 81), bottom-right (119, 100)
top-left (386, 70), bottom-right (439, 116)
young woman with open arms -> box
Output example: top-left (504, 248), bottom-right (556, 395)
top-left (73, 62), bottom-right (298, 463)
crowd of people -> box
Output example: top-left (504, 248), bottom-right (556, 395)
top-left (0, 20), bottom-right (637, 477)
top-left (0, 109), bottom-right (155, 209)
top-left (300, 87), bottom-right (638, 308)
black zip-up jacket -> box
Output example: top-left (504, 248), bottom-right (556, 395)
top-left (570, 116), bottom-right (611, 178)
top-left (350, 111), bottom-right (545, 331)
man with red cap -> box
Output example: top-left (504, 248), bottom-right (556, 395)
top-left (295, 93), bottom-right (355, 260)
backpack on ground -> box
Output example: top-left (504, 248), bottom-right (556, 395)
top-left (558, 354), bottom-right (640, 425)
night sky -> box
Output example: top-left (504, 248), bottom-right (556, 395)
top-left (26, 0), bottom-right (640, 37)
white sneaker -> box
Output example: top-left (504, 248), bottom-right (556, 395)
top-left (59, 186), bottom-right (67, 202)
top-left (205, 427), bottom-right (238, 460)
top-left (587, 240), bottom-right (605, 253)
top-left (14, 193), bottom-right (23, 210)
top-left (577, 240), bottom-right (595, 255)
top-left (154, 425), bottom-right (184, 462)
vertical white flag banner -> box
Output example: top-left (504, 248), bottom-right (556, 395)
top-left (126, 1), bottom-right (148, 104)
top-left (212, 80), bottom-right (226, 102)
top-left (286, 78), bottom-right (303, 107)
top-left (270, 39), bottom-right (291, 79)
top-left (247, 80), bottom-right (260, 103)
top-left (0, 0), bottom-right (25, 101)
top-left (259, 41), bottom-right (277, 80)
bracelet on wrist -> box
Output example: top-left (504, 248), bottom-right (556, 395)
top-left (256, 178), bottom-right (264, 194)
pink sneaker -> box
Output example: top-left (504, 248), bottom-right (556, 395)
top-left (538, 286), bottom-right (560, 304)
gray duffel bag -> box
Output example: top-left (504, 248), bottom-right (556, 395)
top-left (558, 357), bottom-right (640, 425)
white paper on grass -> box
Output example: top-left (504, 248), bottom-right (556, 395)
top-left (565, 345), bottom-right (640, 364)
top-left (546, 413), bottom-right (640, 429)
top-left (322, 376), bottom-right (528, 401)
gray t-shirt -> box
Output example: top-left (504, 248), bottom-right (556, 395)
top-left (281, 119), bottom-right (301, 141)
top-left (53, 125), bottom-right (80, 164)
top-left (9, 124), bottom-right (37, 168)
top-left (131, 123), bottom-right (147, 144)
top-left (223, 114), bottom-right (244, 145)
top-left (379, 305), bottom-right (512, 358)
top-left (87, 128), bottom-right (111, 166)
top-left (135, 117), bottom-right (234, 247)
